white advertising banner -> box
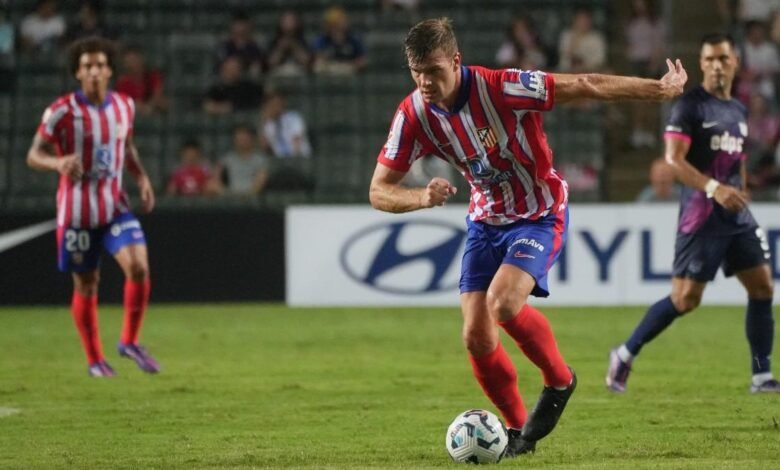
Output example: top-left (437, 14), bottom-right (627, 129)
top-left (286, 204), bottom-right (780, 306)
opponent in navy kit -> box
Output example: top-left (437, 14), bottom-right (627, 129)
top-left (369, 18), bottom-right (688, 456)
top-left (607, 33), bottom-right (778, 394)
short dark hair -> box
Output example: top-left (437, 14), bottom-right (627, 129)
top-left (404, 17), bottom-right (458, 66)
top-left (700, 32), bottom-right (735, 49)
top-left (68, 36), bottom-right (116, 76)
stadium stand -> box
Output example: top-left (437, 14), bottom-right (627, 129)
top-left (9, 0), bottom-right (733, 211)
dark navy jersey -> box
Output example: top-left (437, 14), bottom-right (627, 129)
top-left (664, 86), bottom-right (756, 235)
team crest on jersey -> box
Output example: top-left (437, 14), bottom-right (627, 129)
top-left (477, 127), bottom-right (497, 149)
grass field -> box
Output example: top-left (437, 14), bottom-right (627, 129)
top-left (0, 304), bottom-right (778, 469)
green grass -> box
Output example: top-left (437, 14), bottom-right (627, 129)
top-left (0, 305), bottom-right (778, 469)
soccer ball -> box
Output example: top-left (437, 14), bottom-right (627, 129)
top-left (445, 409), bottom-right (508, 464)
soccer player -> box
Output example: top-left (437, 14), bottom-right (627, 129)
top-left (26, 37), bottom-right (161, 377)
top-left (606, 33), bottom-right (779, 394)
top-left (369, 18), bottom-right (687, 456)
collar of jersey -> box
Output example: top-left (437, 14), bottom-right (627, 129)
top-left (429, 65), bottom-right (471, 116)
top-left (75, 90), bottom-right (113, 110)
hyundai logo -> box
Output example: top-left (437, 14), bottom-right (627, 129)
top-left (339, 220), bottom-right (467, 295)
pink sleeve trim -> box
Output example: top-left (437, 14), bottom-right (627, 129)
top-left (663, 131), bottom-right (691, 143)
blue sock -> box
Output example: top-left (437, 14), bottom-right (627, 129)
top-left (625, 296), bottom-right (681, 355)
top-left (746, 298), bottom-right (774, 375)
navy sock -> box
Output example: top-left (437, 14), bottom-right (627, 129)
top-left (746, 298), bottom-right (774, 375)
top-left (625, 296), bottom-right (681, 355)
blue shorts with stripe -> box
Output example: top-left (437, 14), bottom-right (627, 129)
top-left (459, 207), bottom-right (568, 297)
top-left (57, 212), bottom-right (146, 272)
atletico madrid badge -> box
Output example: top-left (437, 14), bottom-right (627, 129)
top-left (477, 127), bottom-right (497, 149)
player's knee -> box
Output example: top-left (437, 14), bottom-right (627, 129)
top-left (748, 281), bottom-right (774, 300)
top-left (125, 261), bottom-right (148, 281)
top-left (462, 325), bottom-right (498, 357)
top-left (671, 291), bottom-right (701, 314)
top-left (74, 272), bottom-right (100, 295)
top-left (485, 289), bottom-right (524, 322)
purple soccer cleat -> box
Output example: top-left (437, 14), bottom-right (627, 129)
top-left (118, 343), bottom-right (161, 373)
top-left (606, 348), bottom-right (632, 393)
top-left (751, 378), bottom-right (780, 394)
top-left (88, 361), bottom-right (116, 377)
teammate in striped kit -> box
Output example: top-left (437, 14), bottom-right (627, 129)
top-left (369, 18), bottom-right (687, 456)
top-left (26, 37), bottom-right (160, 377)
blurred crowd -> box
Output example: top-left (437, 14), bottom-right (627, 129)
top-left (1, 0), bottom-right (779, 201)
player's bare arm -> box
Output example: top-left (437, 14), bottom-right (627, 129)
top-left (27, 132), bottom-right (83, 180)
top-left (664, 134), bottom-right (747, 212)
top-left (125, 135), bottom-right (155, 213)
top-left (369, 162), bottom-right (456, 213)
top-left (554, 59), bottom-right (688, 103)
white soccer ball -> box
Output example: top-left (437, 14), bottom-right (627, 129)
top-left (445, 409), bottom-right (508, 464)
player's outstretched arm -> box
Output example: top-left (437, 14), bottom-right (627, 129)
top-left (665, 134), bottom-right (747, 212)
top-left (369, 162), bottom-right (456, 213)
top-left (125, 135), bottom-right (156, 213)
top-left (554, 59), bottom-right (688, 104)
top-left (27, 132), bottom-right (82, 180)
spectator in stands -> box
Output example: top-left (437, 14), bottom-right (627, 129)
top-left (210, 125), bottom-right (270, 196)
top-left (557, 7), bottom-right (606, 73)
top-left (626, 0), bottom-right (665, 77)
top-left (115, 46), bottom-right (168, 115)
top-left (64, 0), bottom-right (115, 45)
top-left (215, 11), bottom-right (265, 79)
top-left (0, 6), bottom-right (15, 93)
top-left (203, 56), bottom-right (263, 115)
top-left (166, 139), bottom-right (212, 197)
top-left (259, 91), bottom-right (312, 159)
top-left (771, 10), bottom-right (780, 45)
top-left (738, 0), bottom-right (780, 28)
top-left (740, 21), bottom-right (780, 102)
top-left (266, 11), bottom-right (312, 78)
top-left (626, 0), bottom-right (665, 148)
top-left (746, 94), bottom-right (780, 158)
top-left (495, 16), bottom-right (548, 70)
top-left (636, 158), bottom-right (681, 203)
top-left (20, 0), bottom-right (65, 53)
top-left (313, 6), bottom-right (367, 75)
top-left (259, 91), bottom-right (314, 191)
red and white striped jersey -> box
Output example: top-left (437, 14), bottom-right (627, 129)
top-left (37, 90), bottom-right (135, 229)
top-left (378, 66), bottom-right (568, 225)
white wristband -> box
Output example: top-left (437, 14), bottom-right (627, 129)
top-left (704, 179), bottom-right (720, 199)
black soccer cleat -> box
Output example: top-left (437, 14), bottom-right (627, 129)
top-left (521, 366), bottom-right (577, 442)
top-left (504, 428), bottom-right (536, 458)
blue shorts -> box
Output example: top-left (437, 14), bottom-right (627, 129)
top-left (672, 227), bottom-right (770, 282)
top-left (460, 208), bottom-right (568, 297)
top-left (57, 212), bottom-right (146, 272)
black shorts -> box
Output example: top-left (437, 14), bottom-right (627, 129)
top-left (672, 227), bottom-right (771, 282)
